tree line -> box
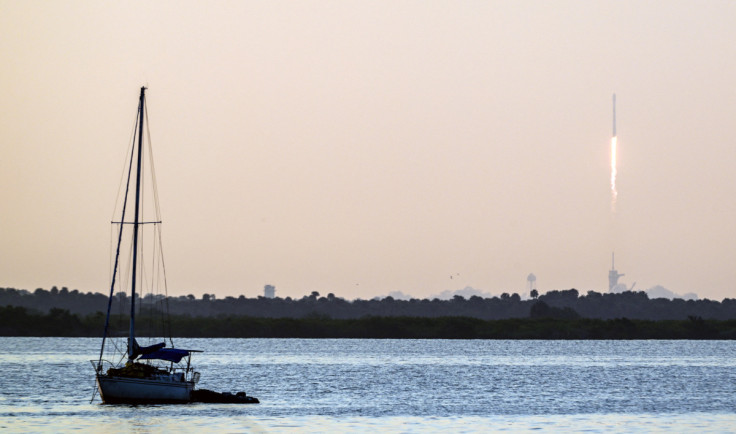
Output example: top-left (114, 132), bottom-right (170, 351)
top-left (2, 305), bottom-right (736, 339)
top-left (2, 286), bottom-right (736, 320)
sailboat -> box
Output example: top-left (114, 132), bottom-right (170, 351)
top-left (92, 87), bottom-right (201, 404)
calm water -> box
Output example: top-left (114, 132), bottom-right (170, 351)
top-left (1, 338), bottom-right (735, 432)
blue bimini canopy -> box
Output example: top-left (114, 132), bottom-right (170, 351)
top-left (139, 348), bottom-right (192, 363)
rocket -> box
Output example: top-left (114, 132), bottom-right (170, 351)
top-left (612, 93), bottom-right (616, 137)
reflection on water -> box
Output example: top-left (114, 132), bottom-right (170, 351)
top-left (1, 338), bottom-right (735, 432)
top-left (4, 414), bottom-right (736, 433)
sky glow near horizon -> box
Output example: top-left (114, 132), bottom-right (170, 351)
top-left (1, 1), bottom-right (736, 300)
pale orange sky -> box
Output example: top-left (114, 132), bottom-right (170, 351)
top-left (2, 1), bottom-right (736, 300)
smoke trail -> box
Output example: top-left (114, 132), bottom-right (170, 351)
top-left (610, 136), bottom-right (617, 212)
top-left (610, 94), bottom-right (617, 213)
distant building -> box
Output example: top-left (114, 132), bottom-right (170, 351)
top-left (264, 284), bottom-right (276, 299)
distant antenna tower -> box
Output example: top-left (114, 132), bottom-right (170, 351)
top-left (527, 273), bottom-right (536, 292)
top-left (608, 253), bottom-right (624, 292)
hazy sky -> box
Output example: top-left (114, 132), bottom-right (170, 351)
top-left (2, 1), bottom-right (736, 300)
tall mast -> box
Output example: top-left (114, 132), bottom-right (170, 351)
top-left (128, 86), bottom-right (146, 359)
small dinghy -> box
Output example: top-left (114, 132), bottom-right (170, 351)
top-left (191, 389), bottom-right (260, 404)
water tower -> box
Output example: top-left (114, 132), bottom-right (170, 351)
top-left (527, 273), bottom-right (536, 292)
top-left (264, 284), bottom-right (276, 299)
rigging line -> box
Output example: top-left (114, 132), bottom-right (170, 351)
top-left (155, 222), bottom-right (173, 341)
top-left (108, 225), bottom-right (114, 304)
top-left (136, 154), bottom-right (149, 336)
top-left (89, 382), bottom-right (98, 403)
top-left (123, 232), bottom-right (134, 295)
top-left (160, 239), bottom-right (173, 345)
top-left (152, 211), bottom-right (174, 342)
top-left (143, 104), bottom-right (163, 297)
top-left (97, 108), bottom-right (140, 370)
top-left (115, 218), bottom-right (135, 328)
top-left (138, 144), bottom-right (145, 300)
top-left (107, 105), bottom-right (140, 301)
top-left (144, 103), bottom-right (173, 344)
top-left (151, 224), bottom-right (163, 338)
top-left (113, 346), bottom-right (126, 367)
top-left (144, 104), bottom-right (163, 223)
top-left (151, 220), bottom-right (171, 343)
top-left (141, 233), bottom-right (163, 340)
top-left (108, 331), bottom-right (125, 357)
top-left (111, 107), bottom-right (142, 222)
top-left (154, 214), bottom-right (174, 343)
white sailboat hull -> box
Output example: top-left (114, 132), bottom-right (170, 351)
top-left (97, 375), bottom-right (194, 404)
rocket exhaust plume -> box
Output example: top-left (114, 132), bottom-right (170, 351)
top-left (610, 94), bottom-right (617, 212)
top-left (612, 93), bottom-right (616, 137)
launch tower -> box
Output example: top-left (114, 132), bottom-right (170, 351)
top-left (608, 252), bottom-right (624, 292)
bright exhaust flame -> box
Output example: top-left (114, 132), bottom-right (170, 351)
top-left (610, 136), bottom-right (617, 211)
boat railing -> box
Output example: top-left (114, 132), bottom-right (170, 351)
top-left (92, 359), bottom-right (195, 378)
top-left (90, 359), bottom-right (118, 374)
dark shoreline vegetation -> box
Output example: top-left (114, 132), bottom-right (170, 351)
top-left (3, 285), bottom-right (736, 338)
top-left (3, 286), bottom-right (736, 320)
top-left (2, 306), bottom-right (736, 339)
